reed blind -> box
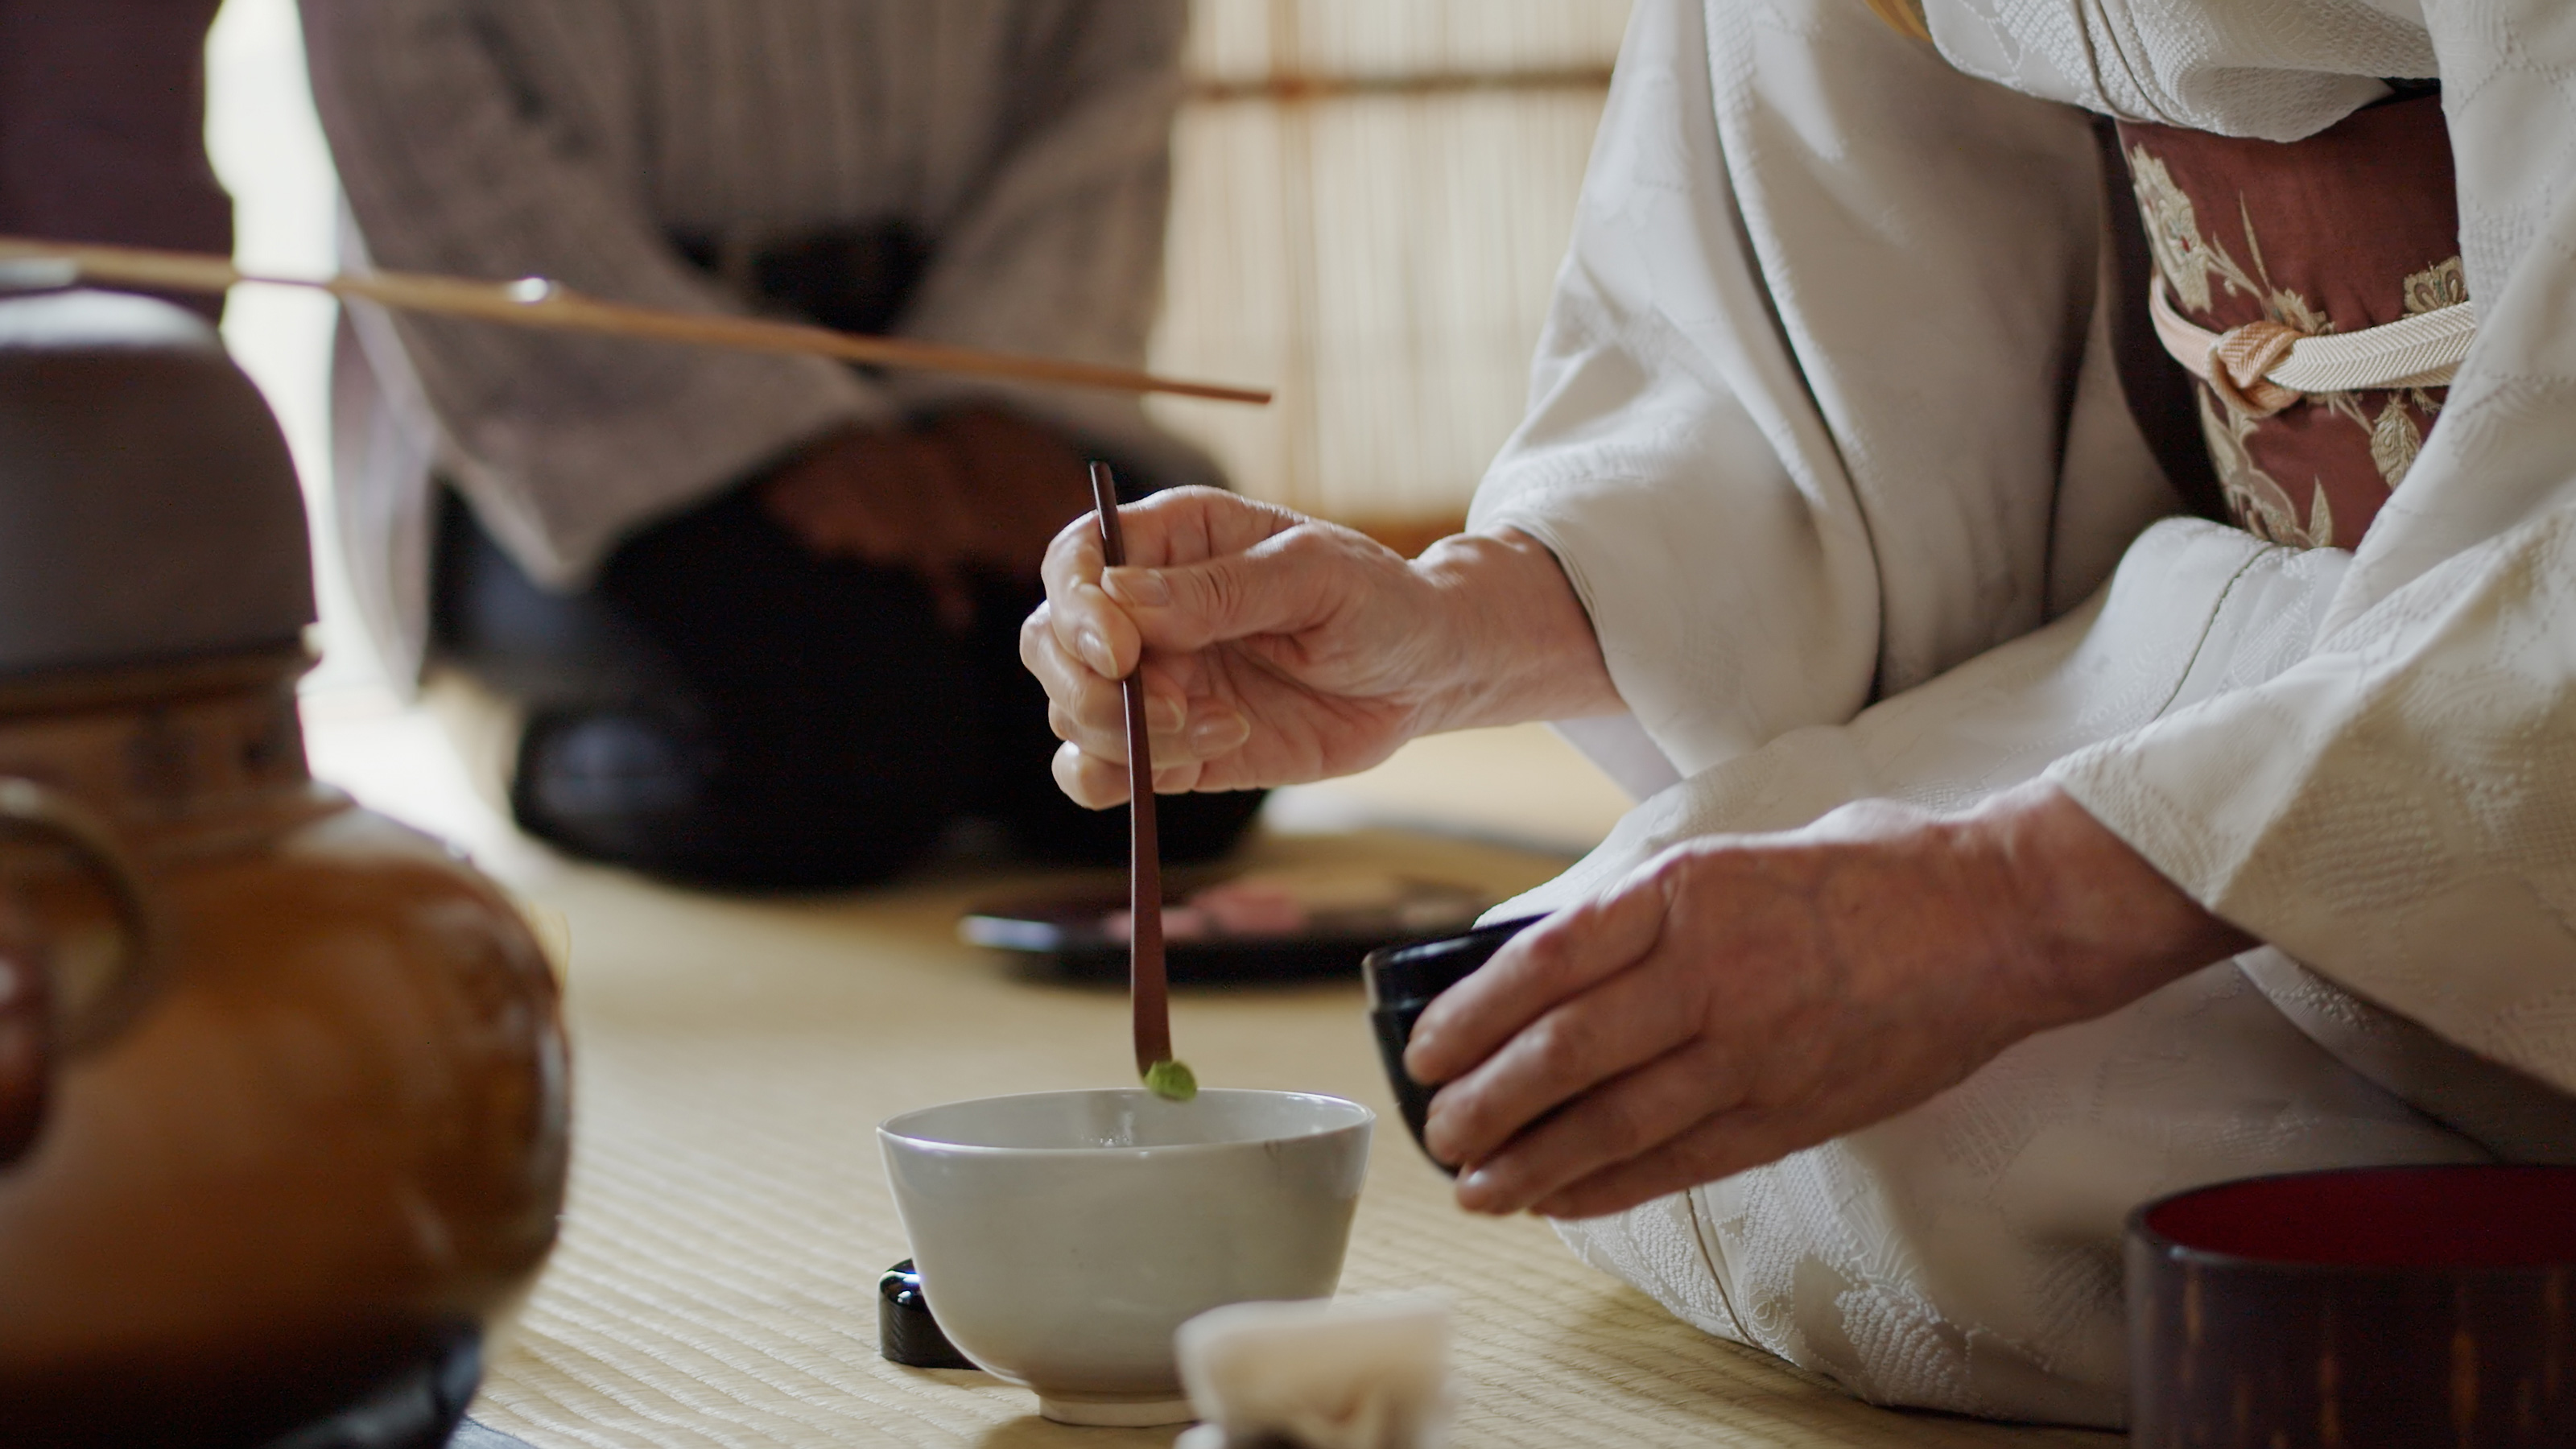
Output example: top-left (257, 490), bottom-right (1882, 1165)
top-left (1148, 0), bottom-right (1631, 532)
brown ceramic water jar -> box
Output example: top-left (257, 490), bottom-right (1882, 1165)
top-left (0, 292), bottom-right (569, 1447)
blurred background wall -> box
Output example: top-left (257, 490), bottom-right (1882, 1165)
top-left (1152, 0), bottom-right (1628, 540)
top-left (204, 0), bottom-right (1630, 686)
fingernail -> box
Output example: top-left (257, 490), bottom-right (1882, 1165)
top-left (1103, 568), bottom-right (1170, 607)
top-left (1077, 627), bottom-right (1117, 677)
top-left (1457, 1166), bottom-right (1509, 1212)
top-left (1402, 1034), bottom-right (1438, 1079)
top-left (1148, 695), bottom-right (1186, 734)
top-left (1187, 709), bottom-right (1249, 757)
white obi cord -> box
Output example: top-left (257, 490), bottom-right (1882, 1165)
top-left (2146, 276), bottom-right (2476, 414)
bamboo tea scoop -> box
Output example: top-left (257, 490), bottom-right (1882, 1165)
top-left (1088, 463), bottom-right (1192, 1100)
top-left (0, 236), bottom-right (1270, 406)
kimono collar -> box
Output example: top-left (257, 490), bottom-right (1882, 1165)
top-left (1918, 0), bottom-right (2429, 140)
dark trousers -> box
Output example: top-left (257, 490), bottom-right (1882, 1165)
top-left (432, 487), bottom-right (1264, 890)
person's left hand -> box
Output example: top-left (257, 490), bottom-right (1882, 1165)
top-left (1402, 781), bottom-right (2254, 1220)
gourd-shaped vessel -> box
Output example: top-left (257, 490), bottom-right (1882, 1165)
top-left (0, 291), bottom-right (569, 1447)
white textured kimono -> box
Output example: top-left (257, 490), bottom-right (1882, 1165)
top-left (1468, 0), bottom-right (2576, 1426)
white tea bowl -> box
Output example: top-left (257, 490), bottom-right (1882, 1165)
top-left (879, 1088), bottom-right (1373, 1426)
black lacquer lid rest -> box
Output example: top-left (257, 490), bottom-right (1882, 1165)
top-left (878, 1259), bottom-right (974, 1370)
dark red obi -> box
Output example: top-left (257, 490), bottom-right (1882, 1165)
top-left (2113, 93), bottom-right (2459, 551)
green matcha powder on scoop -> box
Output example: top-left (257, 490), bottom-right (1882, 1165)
top-left (1144, 1059), bottom-right (1198, 1101)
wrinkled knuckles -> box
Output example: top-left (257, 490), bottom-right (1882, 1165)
top-left (1585, 1088), bottom-right (1670, 1162)
top-left (1074, 762), bottom-right (1135, 810)
top-left (1050, 511), bottom-right (1101, 555)
top-left (1018, 605), bottom-right (1052, 667)
top-left (1400, 1032), bottom-right (1451, 1087)
top-left (1643, 847), bottom-right (1708, 900)
top-left (1068, 687), bottom-right (1129, 741)
top-left (1421, 1107), bottom-right (1472, 1168)
top-left (1524, 1011), bottom-right (1601, 1084)
top-left (1511, 928), bottom-right (1589, 993)
top-left (1191, 559), bottom-right (1249, 632)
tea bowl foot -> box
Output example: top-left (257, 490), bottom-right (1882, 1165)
top-left (1035, 1389), bottom-right (1195, 1426)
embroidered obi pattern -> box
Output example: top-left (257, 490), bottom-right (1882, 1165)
top-left (2116, 94), bottom-right (2460, 550)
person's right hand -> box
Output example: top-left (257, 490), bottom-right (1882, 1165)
top-left (1020, 487), bottom-right (1619, 807)
top-left (755, 408), bottom-right (1097, 630)
top-left (758, 422), bottom-right (980, 626)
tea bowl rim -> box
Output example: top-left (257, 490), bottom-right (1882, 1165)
top-left (878, 1086), bottom-right (1375, 1160)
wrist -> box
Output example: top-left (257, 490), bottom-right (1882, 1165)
top-left (1408, 528), bottom-right (1620, 733)
top-left (1969, 782), bottom-right (2256, 1034)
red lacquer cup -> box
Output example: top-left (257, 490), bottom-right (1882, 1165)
top-left (2126, 1164), bottom-right (2576, 1447)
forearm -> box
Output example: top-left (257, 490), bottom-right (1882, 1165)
top-left (1412, 529), bottom-right (1624, 733)
top-left (1406, 778), bottom-right (2261, 1216)
top-left (1968, 780), bottom-right (2256, 1034)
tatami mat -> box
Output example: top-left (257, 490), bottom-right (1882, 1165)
top-left (1261, 723), bottom-right (1639, 857)
top-left (300, 691), bottom-right (2111, 1449)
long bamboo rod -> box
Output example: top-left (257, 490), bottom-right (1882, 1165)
top-left (0, 236), bottom-right (1271, 407)
top-left (1185, 64), bottom-right (1616, 105)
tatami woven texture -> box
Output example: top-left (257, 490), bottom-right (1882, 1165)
top-left (451, 822), bottom-right (2113, 1449)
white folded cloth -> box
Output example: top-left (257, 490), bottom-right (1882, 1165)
top-left (1174, 1297), bottom-right (1455, 1449)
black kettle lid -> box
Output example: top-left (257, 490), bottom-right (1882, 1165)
top-left (0, 289), bottom-right (314, 678)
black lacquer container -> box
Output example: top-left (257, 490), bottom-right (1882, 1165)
top-left (1360, 915), bottom-right (1541, 1172)
top-left (2126, 1163), bottom-right (2576, 1447)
